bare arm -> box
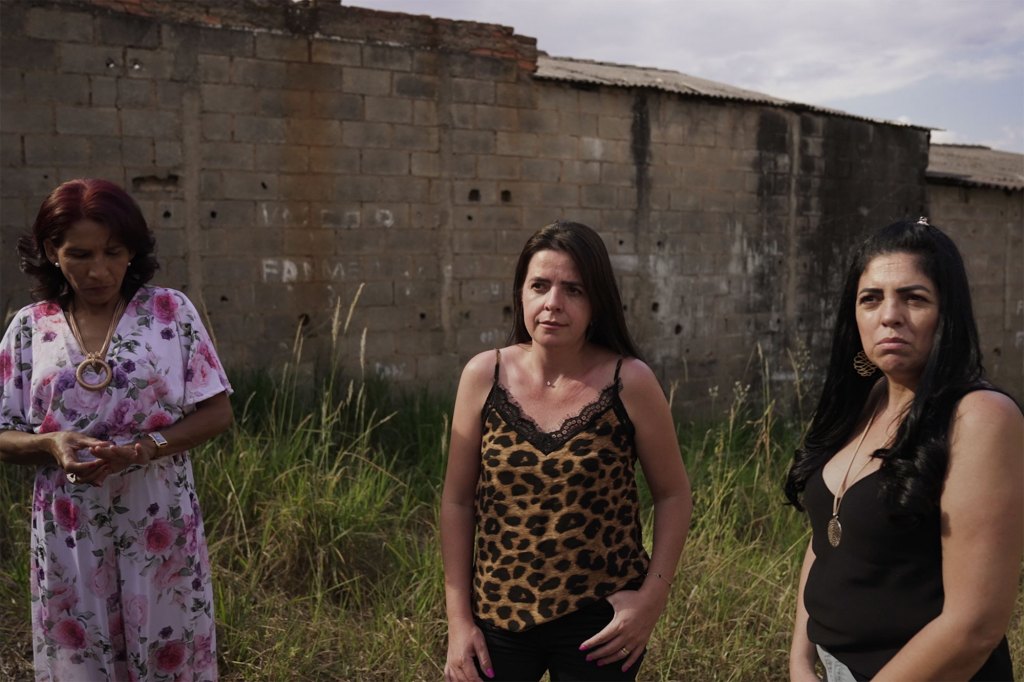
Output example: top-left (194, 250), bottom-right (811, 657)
top-left (91, 391), bottom-right (234, 468)
top-left (0, 428), bottom-right (109, 476)
top-left (1, 392), bottom-right (234, 487)
top-left (581, 358), bottom-right (693, 671)
top-left (441, 352), bottom-right (494, 682)
top-left (790, 538), bottom-right (821, 682)
top-left (874, 391), bottom-right (1023, 681)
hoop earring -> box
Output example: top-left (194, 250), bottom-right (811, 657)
top-left (853, 350), bottom-right (878, 377)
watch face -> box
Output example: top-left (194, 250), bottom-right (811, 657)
top-left (149, 432), bottom-right (169, 447)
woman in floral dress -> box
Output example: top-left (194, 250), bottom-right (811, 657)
top-left (0, 178), bottom-right (233, 681)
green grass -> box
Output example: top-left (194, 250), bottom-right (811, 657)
top-left (1, 357), bottom-right (1021, 680)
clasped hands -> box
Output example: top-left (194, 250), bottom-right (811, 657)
top-left (51, 431), bottom-right (160, 486)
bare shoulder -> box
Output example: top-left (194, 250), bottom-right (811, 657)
top-left (618, 356), bottom-right (660, 388)
top-left (459, 349), bottom-right (499, 388)
top-left (948, 390), bottom-right (1023, 471)
top-left (953, 390), bottom-right (1023, 434)
top-left (617, 357), bottom-right (667, 406)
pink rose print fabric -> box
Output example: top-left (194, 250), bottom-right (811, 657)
top-left (0, 287), bottom-right (231, 681)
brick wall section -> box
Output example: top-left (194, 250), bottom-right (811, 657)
top-left (0, 0), bottom-right (964, 416)
top-left (927, 184), bottom-right (1024, 399)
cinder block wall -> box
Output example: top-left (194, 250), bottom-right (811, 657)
top-left (928, 184), bottom-right (1024, 398)
top-left (2, 0), bottom-right (939, 414)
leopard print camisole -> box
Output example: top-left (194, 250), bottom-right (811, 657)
top-left (472, 350), bottom-right (650, 632)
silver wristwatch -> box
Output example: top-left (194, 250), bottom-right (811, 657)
top-left (147, 431), bottom-right (169, 449)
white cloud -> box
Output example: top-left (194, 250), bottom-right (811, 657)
top-left (352, 0), bottom-right (1024, 151)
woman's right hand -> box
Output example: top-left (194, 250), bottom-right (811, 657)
top-left (47, 431), bottom-right (110, 484)
top-left (444, 617), bottom-right (493, 682)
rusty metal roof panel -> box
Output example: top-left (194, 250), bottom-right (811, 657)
top-left (535, 55), bottom-right (930, 130)
top-left (927, 144), bottom-right (1024, 191)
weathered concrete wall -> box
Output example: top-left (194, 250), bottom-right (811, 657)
top-left (928, 183), bottom-right (1024, 399)
top-left (2, 0), bottom-right (939, 414)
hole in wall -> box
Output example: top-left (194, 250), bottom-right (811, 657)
top-left (209, 210), bottom-right (217, 219)
top-left (298, 313), bottom-right (310, 327)
top-left (163, 210), bottom-right (171, 219)
top-left (674, 324), bottom-right (682, 335)
top-left (466, 215), bottom-right (473, 221)
top-left (260, 181), bottom-right (268, 190)
top-left (651, 302), bottom-right (659, 312)
top-left (419, 312), bottom-right (427, 320)
top-left (220, 295), bottom-right (229, 302)
top-left (501, 190), bottom-right (511, 203)
top-left (468, 189), bottom-right (480, 202)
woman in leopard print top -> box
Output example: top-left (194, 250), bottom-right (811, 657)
top-left (441, 221), bottom-right (692, 682)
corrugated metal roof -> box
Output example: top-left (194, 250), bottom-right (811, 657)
top-left (926, 144), bottom-right (1024, 191)
top-left (534, 55), bottom-right (930, 130)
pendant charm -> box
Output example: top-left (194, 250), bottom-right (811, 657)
top-left (75, 356), bottom-right (113, 392)
top-left (827, 515), bottom-right (842, 547)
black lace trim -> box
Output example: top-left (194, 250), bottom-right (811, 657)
top-left (487, 381), bottom-right (620, 455)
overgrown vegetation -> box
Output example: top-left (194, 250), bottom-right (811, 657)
top-left (1, 305), bottom-right (1020, 680)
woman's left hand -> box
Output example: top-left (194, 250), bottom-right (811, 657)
top-left (89, 440), bottom-right (157, 474)
top-left (579, 588), bottom-right (666, 672)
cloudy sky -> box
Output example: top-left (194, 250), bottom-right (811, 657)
top-left (351, 0), bottom-right (1024, 153)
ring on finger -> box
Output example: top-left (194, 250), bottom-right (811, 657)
top-left (66, 472), bottom-right (80, 484)
top-left (620, 647), bottom-right (630, 656)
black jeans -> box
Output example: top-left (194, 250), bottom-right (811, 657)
top-left (474, 599), bottom-right (645, 681)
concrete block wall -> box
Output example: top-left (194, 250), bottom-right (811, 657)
top-left (2, 0), bottom-right (940, 415)
top-left (928, 184), bottom-right (1024, 399)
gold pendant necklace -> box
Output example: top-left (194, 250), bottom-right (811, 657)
top-left (827, 405), bottom-right (881, 548)
top-left (65, 298), bottom-right (127, 392)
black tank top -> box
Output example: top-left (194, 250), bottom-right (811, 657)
top-left (803, 466), bottom-right (1013, 680)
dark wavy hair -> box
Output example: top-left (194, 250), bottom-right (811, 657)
top-left (785, 219), bottom-right (993, 521)
top-left (507, 220), bottom-right (642, 360)
top-left (17, 178), bottom-right (158, 305)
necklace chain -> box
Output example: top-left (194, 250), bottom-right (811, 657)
top-left (827, 404), bottom-right (881, 548)
top-left (66, 298), bottom-right (127, 392)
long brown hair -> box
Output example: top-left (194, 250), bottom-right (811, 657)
top-left (506, 220), bottom-right (642, 360)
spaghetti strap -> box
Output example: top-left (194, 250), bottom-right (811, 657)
top-left (613, 356), bottom-right (624, 384)
top-left (493, 348), bottom-right (501, 383)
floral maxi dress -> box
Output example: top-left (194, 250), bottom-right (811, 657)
top-left (0, 286), bottom-right (232, 682)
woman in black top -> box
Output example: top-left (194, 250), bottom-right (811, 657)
top-left (785, 219), bottom-right (1022, 681)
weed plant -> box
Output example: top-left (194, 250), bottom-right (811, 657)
top-left (1, 302), bottom-right (1021, 679)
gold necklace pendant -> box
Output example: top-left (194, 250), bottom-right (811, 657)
top-left (66, 298), bottom-right (127, 392)
top-left (828, 403), bottom-right (882, 550)
top-left (75, 353), bottom-right (114, 391)
top-left (827, 514), bottom-right (842, 547)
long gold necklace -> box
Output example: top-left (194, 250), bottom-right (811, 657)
top-left (827, 405), bottom-right (881, 548)
top-left (65, 298), bottom-right (127, 392)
